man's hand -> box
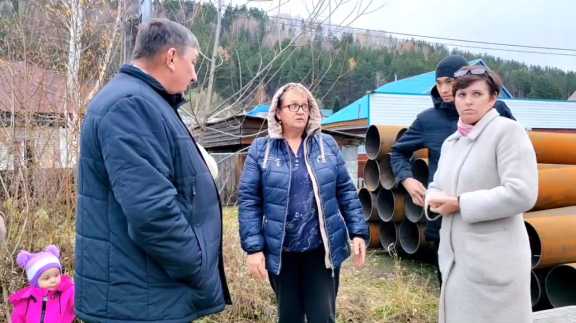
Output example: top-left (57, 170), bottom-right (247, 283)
top-left (247, 252), bottom-right (267, 281)
top-left (402, 178), bottom-right (426, 207)
top-left (428, 194), bottom-right (460, 216)
top-left (352, 237), bottom-right (366, 269)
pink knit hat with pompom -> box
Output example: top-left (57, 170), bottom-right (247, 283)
top-left (16, 245), bottom-right (62, 287)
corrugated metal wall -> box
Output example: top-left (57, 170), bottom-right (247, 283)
top-left (369, 93), bottom-right (576, 130)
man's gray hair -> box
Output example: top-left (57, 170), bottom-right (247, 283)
top-left (133, 18), bottom-right (199, 59)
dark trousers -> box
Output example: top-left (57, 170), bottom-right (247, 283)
top-left (268, 248), bottom-right (340, 323)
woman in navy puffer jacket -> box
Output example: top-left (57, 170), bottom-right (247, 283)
top-left (238, 83), bottom-right (369, 323)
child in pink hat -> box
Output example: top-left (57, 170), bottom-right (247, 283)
top-left (9, 245), bottom-right (75, 323)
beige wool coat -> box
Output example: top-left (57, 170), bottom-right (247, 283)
top-left (427, 108), bottom-right (538, 323)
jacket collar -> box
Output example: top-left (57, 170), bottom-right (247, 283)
top-left (446, 108), bottom-right (499, 142)
top-left (9, 275), bottom-right (74, 302)
top-left (119, 64), bottom-right (186, 109)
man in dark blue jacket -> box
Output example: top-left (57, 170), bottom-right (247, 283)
top-left (390, 55), bottom-right (514, 281)
top-left (75, 19), bottom-right (230, 322)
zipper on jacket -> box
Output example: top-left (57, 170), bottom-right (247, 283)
top-left (40, 296), bottom-right (47, 323)
top-left (174, 104), bottom-right (231, 303)
top-left (303, 135), bottom-right (333, 269)
top-left (339, 211), bottom-right (353, 252)
top-left (275, 140), bottom-right (292, 275)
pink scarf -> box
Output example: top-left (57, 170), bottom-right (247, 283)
top-left (457, 119), bottom-right (475, 137)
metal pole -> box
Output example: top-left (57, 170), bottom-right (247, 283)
top-left (205, 0), bottom-right (223, 119)
top-left (140, 0), bottom-right (152, 23)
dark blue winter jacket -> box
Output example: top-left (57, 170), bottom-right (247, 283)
top-left (390, 86), bottom-right (515, 241)
top-left (75, 65), bottom-right (230, 323)
top-left (239, 133), bottom-right (369, 274)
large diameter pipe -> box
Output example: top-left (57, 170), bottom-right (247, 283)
top-left (358, 188), bottom-right (379, 221)
top-left (537, 163), bottom-right (575, 170)
top-left (525, 206), bottom-right (576, 217)
top-left (404, 194), bottom-right (423, 223)
top-left (375, 188), bottom-right (405, 223)
top-left (368, 222), bottom-right (381, 249)
top-left (533, 167), bottom-right (576, 211)
top-left (529, 131), bottom-right (576, 165)
top-left (545, 263), bottom-right (576, 308)
top-left (363, 159), bottom-right (381, 192)
top-left (379, 221), bottom-right (398, 253)
top-left (365, 125), bottom-right (406, 160)
top-left (411, 158), bottom-right (429, 187)
top-left (398, 221), bottom-right (434, 256)
top-left (524, 213), bottom-right (576, 269)
top-left (378, 155), bottom-right (395, 190)
top-left (404, 158), bottom-right (429, 223)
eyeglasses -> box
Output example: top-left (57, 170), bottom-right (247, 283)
top-left (454, 65), bottom-right (489, 78)
top-left (282, 103), bottom-right (309, 113)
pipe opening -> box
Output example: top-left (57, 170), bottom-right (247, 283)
top-left (358, 188), bottom-right (374, 221)
top-left (525, 222), bottom-right (542, 268)
top-left (399, 221), bottom-right (420, 255)
top-left (376, 189), bottom-right (394, 222)
top-left (546, 265), bottom-right (576, 307)
top-left (405, 196), bottom-right (423, 223)
top-left (412, 159), bottom-right (429, 188)
top-left (378, 156), bottom-right (395, 190)
top-left (364, 160), bottom-right (380, 191)
top-left (378, 222), bottom-right (397, 251)
top-left (365, 125), bottom-right (381, 160)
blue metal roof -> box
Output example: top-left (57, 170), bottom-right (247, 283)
top-left (375, 59), bottom-right (512, 98)
top-left (320, 109), bottom-right (334, 118)
top-left (374, 71), bottom-right (436, 95)
top-left (323, 58), bottom-right (513, 125)
top-left (246, 104), bottom-right (269, 118)
top-left (321, 95), bottom-right (369, 125)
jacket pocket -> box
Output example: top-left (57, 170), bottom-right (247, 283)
top-left (462, 231), bottom-right (519, 286)
top-left (190, 225), bottom-right (207, 284)
top-left (336, 211), bottom-right (352, 256)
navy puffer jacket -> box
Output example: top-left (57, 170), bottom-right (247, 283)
top-left (75, 65), bottom-right (230, 323)
top-left (238, 83), bottom-right (369, 275)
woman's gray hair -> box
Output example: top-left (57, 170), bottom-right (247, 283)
top-left (132, 18), bottom-right (199, 59)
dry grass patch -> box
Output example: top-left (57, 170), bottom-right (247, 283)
top-left (201, 208), bottom-right (439, 323)
top-left (1, 205), bottom-right (438, 323)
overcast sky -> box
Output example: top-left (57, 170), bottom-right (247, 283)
top-left (223, 0), bottom-right (576, 72)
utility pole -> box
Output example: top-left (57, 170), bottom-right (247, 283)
top-left (140, 0), bottom-right (152, 23)
top-left (122, 0), bottom-right (146, 63)
top-left (205, 0), bottom-right (223, 120)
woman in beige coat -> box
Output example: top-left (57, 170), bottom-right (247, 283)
top-left (425, 65), bottom-right (538, 323)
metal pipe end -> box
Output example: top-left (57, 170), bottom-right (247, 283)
top-left (545, 263), bottom-right (576, 308)
top-left (376, 189), bottom-right (394, 222)
top-left (525, 221), bottom-right (542, 269)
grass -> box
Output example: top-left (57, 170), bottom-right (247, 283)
top-left (1, 204), bottom-right (439, 323)
top-left (200, 208), bottom-right (439, 323)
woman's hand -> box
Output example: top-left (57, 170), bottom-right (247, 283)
top-left (352, 237), bottom-right (366, 269)
top-left (247, 252), bottom-right (267, 281)
top-left (428, 193), bottom-right (460, 216)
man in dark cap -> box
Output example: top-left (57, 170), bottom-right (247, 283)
top-left (389, 55), bottom-right (515, 283)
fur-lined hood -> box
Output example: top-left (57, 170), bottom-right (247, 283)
top-left (267, 83), bottom-right (323, 138)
